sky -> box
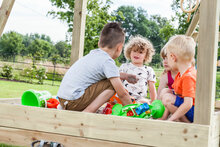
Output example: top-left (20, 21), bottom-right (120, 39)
top-left (1, 0), bottom-right (174, 43)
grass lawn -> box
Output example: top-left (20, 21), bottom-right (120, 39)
top-left (0, 144), bottom-right (22, 147)
top-left (0, 80), bottom-right (59, 98)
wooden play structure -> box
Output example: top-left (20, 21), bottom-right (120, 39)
top-left (0, 0), bottom-right (220, 146)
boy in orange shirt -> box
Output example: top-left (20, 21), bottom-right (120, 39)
top-left (160, 35), bottom-right (196, 122)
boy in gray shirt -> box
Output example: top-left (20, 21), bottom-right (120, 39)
top-left (57, 22), bottom-right (135, 113)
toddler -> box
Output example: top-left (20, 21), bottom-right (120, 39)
top-left (57, 22), bottom-right (133, 113)
top-left (157, 46), bottom-right (178, 100)
top-left (160, 35), bottom-right (196, 122)
top-left (119, 36), bottom-right (157, 104)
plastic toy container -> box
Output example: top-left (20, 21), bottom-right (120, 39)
top-left (21, 90), bottom-right (52, 107)
top-left (150, 100), bottom-right (165, 119)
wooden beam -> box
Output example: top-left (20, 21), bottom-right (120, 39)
top-left (215, 100), bottom-right (220, 109)
top-left (0, 98), bottom-right (21, 104)
top-left (219, 32), bottom-right (220, 42)
top-left (70, 0), bottom-right (87, 65)
top-left (193, 32), bottom-right (220, 42)
top-left (192, 32), bottom-right (199, 42)
top-left (186, 9), bottom-right (200, 36)
top-left (0, 103), bottom-right (210, 147)
top-left (194, 0), bottom-right (220, 125)
top-left (0, 127), bottom-right (145, 147)
top-left (0, 0), bottom-right (15, 37)
top-left (210, 112), bottom-right (220, 146)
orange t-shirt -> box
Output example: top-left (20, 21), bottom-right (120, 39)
top-left (172, 67), bottom-right (197, 105)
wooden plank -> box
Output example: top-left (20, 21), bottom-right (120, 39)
top-left (215, 100), bottom-right (220, 109)
top-left (0, 0), bottom-right (15, 36)
top-left (0, 98), bottom-right (21, 104)
top-left (194, 0), bottom-right (219, 125)
top-left (70, 0), bottom-right (87, 65)
top-left (210, 112), bottom-right (220, 147)
top-left (192, 32), bottom-right (198, 42)
top-left (186, 9), bottom-right (200, 36)
top-left (0, 127), bottom-right (146, 147)
top-left (192, 32), bottom-right (220, 43)
top-left (219, 32), bottom-right (220, 42)
top-left (0, 103), bottom-right (210, 147)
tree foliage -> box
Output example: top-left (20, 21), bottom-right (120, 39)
top-left (171, 0), bottom-right (194, 34)
top-left (54, 41), bottom-right (71, 58)
top-left (0, 1), bottom-right (184, 66)
top-left (0, 31), bottom-right (24, 59)
top-left (28, 39), bottom-right (53, 59)
top-left (112, 6), bottom-right (175, 65)
top-left (48, 0), bottom-right (115, 55)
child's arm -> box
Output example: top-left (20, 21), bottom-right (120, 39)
top-left (157, 73), bottom-right (168, 100)
top-left (109, 77), bottom-right (132, 105)
top-left (148, 81), bottom-right (157, 103)
top-left (168, 97), bottom-right (193, 121)
top-left (120, 72), bottom-right (138, 84)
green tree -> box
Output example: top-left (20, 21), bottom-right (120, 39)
top-left (159, 21), bottom-right (176, 43)
top-left (28, 33), bottom-right (52, 43)
top-left (54, 41), bottom-right (71, 58)
top-left (112, 6), bottom-right (169, 64)
top-left (171, 0), bottom-right (194, 34)
top-left (48, 0), bottom-right (115, 55)
top-left (0, 31), bottom-right (24, 59)
top-left (22, 33), bottom-right (53, 57)
top-left (150, 14), bottom-right (169, 28)
top-left (28, 39), bottom-right (53, 59)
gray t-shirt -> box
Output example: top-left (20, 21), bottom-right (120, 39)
top-left (57, 49), bottom-right (120, 100)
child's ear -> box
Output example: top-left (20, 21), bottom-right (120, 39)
top-left (116, 43), bottom-right (123, 51)
top-left (170, 53), bottom-right (177, 62)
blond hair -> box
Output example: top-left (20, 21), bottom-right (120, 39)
top-left (166, 35), bottom-right (196, 62)
top-left (160, 45), bottom-right (167, 60)
top-left (124, 35), bottom-right (155, 64)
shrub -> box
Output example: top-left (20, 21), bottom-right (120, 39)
top-left (13, 74), bottom-right (20, 81)
top-left (1, 65), bottom-right (13, 79)
top-left (46, 72), bottom-right (63, 81)
top-left (35, 67), bottom-right (47, 84)
top-left (22, 66), bottom-right (36, 83)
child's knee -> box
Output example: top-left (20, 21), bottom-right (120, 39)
top-left (161, 88), bottom-right (169, 93)
top-left (162, 94), bottom-right (173, 106)
top-left (160, 88), bottom-right (171, 96)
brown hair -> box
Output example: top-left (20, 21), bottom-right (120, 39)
top-left (124, 35), bottom-right (155, 64)
top-left (99, 22), bottom-right (125, 49)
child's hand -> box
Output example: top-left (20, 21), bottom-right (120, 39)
top-left (126, 74), bottom-right (139, 84)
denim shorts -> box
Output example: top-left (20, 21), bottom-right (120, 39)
top-left (174, 95), bottom-right (194, 122)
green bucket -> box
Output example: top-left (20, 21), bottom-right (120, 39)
top-left (21, 90), bottom-right (52, 107)
top-left (150, 100), bottom-right (165, 119)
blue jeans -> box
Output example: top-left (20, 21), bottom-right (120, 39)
top-left (174, 95), bottom-right (194, 122)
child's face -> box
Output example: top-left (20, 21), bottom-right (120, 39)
top-left (167, 50), bottom-right (177, 69)
top-left (130, 49), bottom-right (146, 65)
top-left (162, 57), bottom-right (171, 71)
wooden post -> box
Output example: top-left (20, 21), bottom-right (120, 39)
top-left (0, 0), bottom-right (15, 36)
top-left (194, 0), bottom-right (219, 125)
top-left (192, 32), bottom-right (198, 42)
top-left (186, 9), bottom-right (200, 36)
top-left (70, 0), bottom-right (87, 65)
